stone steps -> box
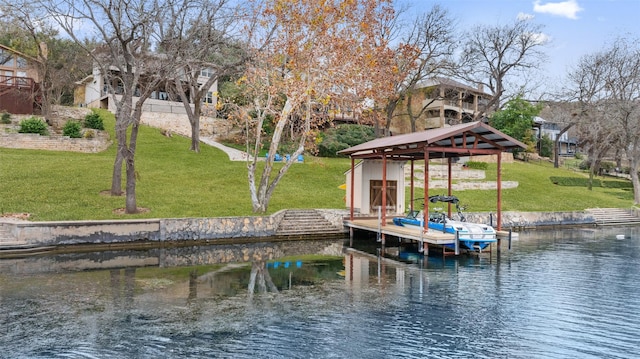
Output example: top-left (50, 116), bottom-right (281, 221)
top-left (276, 210), bottom-right (345, 236)
top-left (585, 208), bottom-right (640, 225)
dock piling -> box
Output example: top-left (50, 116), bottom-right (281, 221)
top-left (454, 231), bottom-right (460, 255)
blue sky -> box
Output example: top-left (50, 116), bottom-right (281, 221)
top-left (400, 0), bottom-right (639, 81)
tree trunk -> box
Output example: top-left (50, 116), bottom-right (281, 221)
top-left (631, 160), bottom-right (640, 205)
top-left (384, 99), bottom-right (398, 135)
top-left (124, 123), bottom-right (140, 213)
top-left (111, 109), bottom-right (127, 195)
top-left (554, 123), bottom-right (574, 168)
top-left (110, 149), bottom-right (124, 195)
top-left (190, 101), bottom-right (201, 153)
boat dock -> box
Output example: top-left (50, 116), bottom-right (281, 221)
top-left (344, 218), bottom-right (513, 256)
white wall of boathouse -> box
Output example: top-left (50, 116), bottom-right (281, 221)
top-left (345, 159), bottom-right (406, 215)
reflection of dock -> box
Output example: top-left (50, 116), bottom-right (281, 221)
top-left (344, 218), bottom-right (513, 255)
top-left (345, 218), bottom-right (454, 245)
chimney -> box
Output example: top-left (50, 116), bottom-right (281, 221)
top-left (39, 42), bottom-right (48, 60)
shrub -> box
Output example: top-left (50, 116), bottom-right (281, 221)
top-left (317, 124), bottom-right (376, 157)
top-left (0, 112), bottom-right (10, 124)
top-left (549, 176), bottom-right (602, 187)
top-left (464, 161), bottom-right (488, 170)
top-left (84, 112), bottom-right (105, 130)
top-left (18, 117), bottom-right (48, 135)
top-left (83, 129), bottom-right (95, 139)
top-left (539, 134), bottom-right (553, 158)
top-left (63, 121), bottom-right (82, 138)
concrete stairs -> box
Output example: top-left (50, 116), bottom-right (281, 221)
top-left (276, 209), bottom-right (346, 237)
top-left (585, 208), bottom-right (640, 226)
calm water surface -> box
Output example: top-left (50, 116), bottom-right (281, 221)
top-left (1, 228), bottom-right (639, 358)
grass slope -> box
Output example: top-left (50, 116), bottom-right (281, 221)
top-left (0, 109), bottom-right (633, 221)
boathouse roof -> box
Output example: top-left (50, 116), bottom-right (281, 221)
top-left (337, 121), bottom-right (527, 159)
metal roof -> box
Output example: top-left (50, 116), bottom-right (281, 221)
top-left (338, 121), bottom-right (527, 159)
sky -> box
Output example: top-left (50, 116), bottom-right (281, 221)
top-left (399, 0), bottom-right (639, 85)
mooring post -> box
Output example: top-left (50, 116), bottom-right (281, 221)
top-left (508, 229), bottom-right (512, 250)
top-left (377, 206), bottom-right (381, 242)
top-left (349, 227), bottom-right (353, 247)
top-left (455, 231), bottom-right (460, 256)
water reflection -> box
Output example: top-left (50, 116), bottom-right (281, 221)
top-left (1, 229), bottom-right (640, 358)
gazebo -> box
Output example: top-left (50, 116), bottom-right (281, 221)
top-left (338, 121), bottom-right (527, 234)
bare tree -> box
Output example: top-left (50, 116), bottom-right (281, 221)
top-left (457, 16), bottom-right (547, 118)
top-left (46, 0), bottom-right (181, 213)
top-left (159, 0), bottom-right (249, 153)
top-left (0, 2), bottom-right (55, 118)
top-left (0, 13), bottom-right (97, 107)
top-left (538, 102), bottom-right (579, 168)
top-left (602, 37), bottom-right (640, 203)
top-left (566, 45), bottom-right (626, 191)
top-left (386, 4), bottom-right (457, 134)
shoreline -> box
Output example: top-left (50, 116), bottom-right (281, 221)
top-left (1, 208), bottom-right (637, 254)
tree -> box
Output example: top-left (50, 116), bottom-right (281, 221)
top-left (489, 95), bottom-right (542, 151)
top-left (240, 0), bottom-right (398, 213)
top-left (565, 44), bottom-right (627, 191)
top-left (0, 14), bottom-right (96, 107)
top-left (537, 102), bottom-right (579, 168)
top-left (457, 16), bottom-right (547, 118)
top-left (46, 0), bottom-right (182, 213)
top-left (0, 3), bottom-right (56, 118)
top-left (385, 4), bottom-right (457, 134)
top-left (159, 0), bottom-right (249, 153)
top-left (599, 38), bottom-right (640, 202)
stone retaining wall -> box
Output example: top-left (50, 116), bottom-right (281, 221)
top-left (1, 211), bottom-right (293, 247)
top-left (465, 211), bottom-right (595, 229)
top-left (140, 112), bottom-right (232, 138)
top-left (161, 215), bottom-right (278, 241)
top-left (0, 209), bottom-right (598, 249)
top-left (0, 132), bottom-right (111, 153)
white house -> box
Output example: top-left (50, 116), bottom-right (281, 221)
top-left (74, 65), bottom-right (218, 136)
top-left (534, 116), bottom-right (577, 156)
top-left (345, 159), bottom-right (406, 215)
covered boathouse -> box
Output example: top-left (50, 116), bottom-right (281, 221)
top-left (338, 121), bottom-right (527, 254)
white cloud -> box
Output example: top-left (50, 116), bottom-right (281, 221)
top-left (530, 32), bottom-right (551, 45)
top-left (517, 12), bottom-right (535, 21)
top-left (533, 0), bottom-right (583, 19)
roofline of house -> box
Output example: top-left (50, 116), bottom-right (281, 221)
top-left (0, 43), bottom-right (42, 64)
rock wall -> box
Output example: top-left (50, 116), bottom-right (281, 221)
top-left (160, 215), bottom-right (278, 241)
top-left (465, 211), bottom-right (595, 229)
top-left (140, 112), bottom-right (232, 138)
top-left (0, 133), bottom-right (111, 153)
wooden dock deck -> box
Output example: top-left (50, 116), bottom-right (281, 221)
top-left (344, 218), bottom-right (513, 255)
top-left (344, 218), bottom-right (455, 245)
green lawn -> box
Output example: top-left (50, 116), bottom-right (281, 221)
top-left (0, 109), bottom-right (634, 221)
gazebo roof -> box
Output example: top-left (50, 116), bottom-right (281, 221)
top-left (338, 121), bottom-right (527, 159)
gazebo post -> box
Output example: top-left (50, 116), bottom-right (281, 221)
top-left (447, 156), bottom-right (453, 218)
top-left (350, 157), bottom-right (355, 221)
top-left (497, 151), bottom-right (502, 231)
top-left (410, 160), bottom-right (415, 212)
top-left (381, 154), bottom-right (387, 245)
top-left (423, 150), bottom-right (429, 232)
top-left (382, 154), bottom-right (387, 226)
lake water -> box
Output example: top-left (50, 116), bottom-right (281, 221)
top-left (1, 227), bottom-right (639, 358)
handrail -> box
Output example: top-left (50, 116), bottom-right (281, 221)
top-left (0, 75), bottom-right (36, 90)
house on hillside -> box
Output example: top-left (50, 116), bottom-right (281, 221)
top-left (74, 63), bottom-right (218, 131)
top-left (534, 116), bottom-right (578, 156)
top-left (0, 44), bottom-right (41, 115)
top-left (390, 77), bottom-right (490, 134)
